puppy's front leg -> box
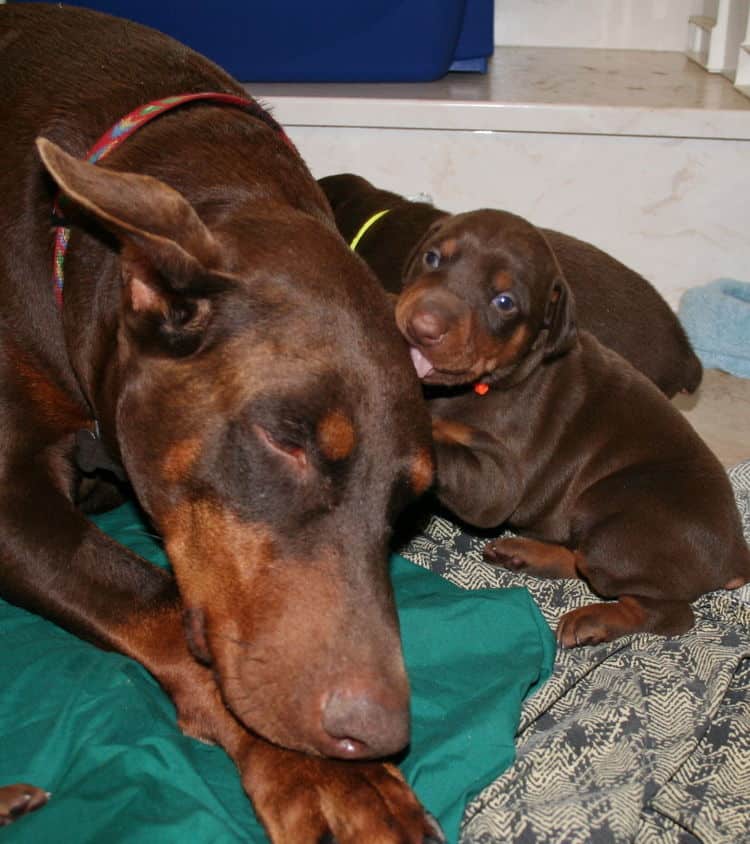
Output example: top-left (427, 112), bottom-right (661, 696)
top-left (431, 417), bottom-right (522, 529)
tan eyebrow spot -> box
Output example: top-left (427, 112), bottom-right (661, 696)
top-left (317, 409), bottom-right (356, 461)
top-left (440, 238), bottom-right (459, 259)
top-left (161, 436), bottom-right (202, 483)
top-left (493, 270), bottom-right (513, 291)
top-left (409, 447), bottom-right (435, 496)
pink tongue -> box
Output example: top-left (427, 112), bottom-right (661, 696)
top-left (409, 346), bottom-right (435, 379)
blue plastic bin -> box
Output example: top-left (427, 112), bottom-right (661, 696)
top-left (40, 1), bottom-right (494, 82)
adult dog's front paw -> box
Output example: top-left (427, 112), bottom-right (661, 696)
top-left (247, 744), bottom-right (444, 844)
top-left (0, 783), bottom-right (49, 826)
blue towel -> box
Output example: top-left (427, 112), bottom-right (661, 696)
top-left (679, 278), bottom-right (750, 379)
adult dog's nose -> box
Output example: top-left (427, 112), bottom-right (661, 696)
top-left (321, 683), bottom-right (410, 759)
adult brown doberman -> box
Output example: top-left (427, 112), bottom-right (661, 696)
top-left (320, 173), bottom-right (702, 398)
top-left (394, 208), bottom-right (750, 647)
top-left (0, 6), bottom-right (441, 841)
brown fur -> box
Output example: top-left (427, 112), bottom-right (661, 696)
top-left (0, 784), bottom-right (49, 827)
top-left (397, 208), bottom-right (750, 647)
top-left (320, 173), bottom-right (702, 397)
top-left (0, 6), bottom-right (441, 841)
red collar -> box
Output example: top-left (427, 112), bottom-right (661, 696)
top-left (52, 91), bottom-right (296, 306)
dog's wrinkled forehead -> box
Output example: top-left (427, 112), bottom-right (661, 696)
top-left (436, 211), bottom-right (559, 297)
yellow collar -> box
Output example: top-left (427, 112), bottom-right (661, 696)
top-left (349, 209), bottom-right (391, 251)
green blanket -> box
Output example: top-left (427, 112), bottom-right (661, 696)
top-left (0, 502), bottom-right (554, 843)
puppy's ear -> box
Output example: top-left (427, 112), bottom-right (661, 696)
top-left (37, 137), bottom-right (226, 356)
top-left (543, 276), bottom-right (577, 359)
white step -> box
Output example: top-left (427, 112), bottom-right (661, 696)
top-left (686, 0), bottom-right (750, 79)
top-left (734, 16), bottom-right (750, 97)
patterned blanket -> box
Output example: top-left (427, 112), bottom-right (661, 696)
top-left (400, 461), bottom-right (750, 843)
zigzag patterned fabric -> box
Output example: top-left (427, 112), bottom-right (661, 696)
top-left (52, 91), bottom-right (296, 307)
top-left (399, 459), bottom-right (750, 843)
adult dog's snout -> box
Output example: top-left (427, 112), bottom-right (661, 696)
top-left (321, 678), bottom-right (410, 758)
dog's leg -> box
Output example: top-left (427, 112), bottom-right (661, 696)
top-left (431, 417), bottom-right (522, 529)
top-left (483, 536), bottom-right (582, 579)
top-left (0, 784), bottom-right (49, 827)
top-left (556, 597), bottom-right (694, 648)
top-left (243, 744), bottom-right (445, 843)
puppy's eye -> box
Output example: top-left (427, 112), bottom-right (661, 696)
top-left (491, 293), bottom-right (517, 312)
top-left (424, 249), bottom-right (441, 269)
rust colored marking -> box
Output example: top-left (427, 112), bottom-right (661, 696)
top-left (12, 345), bottom-right (88, 430)
top-left (725, 575), bottom-right (748, 590)
top-left (409, 447), bottom-right (435, 496)
top-left (161, 436), bottom-right (202, 483)
top-left (439, 237), bottom-right (459, 259)
top-left (431, 418), bottom-right (476, 447)
top-left (316, 409), bottom-right (356, 462)
top-left (492, 270), bottom-right (513, 292)
top-left (480, 322), bottom-right (531, 370)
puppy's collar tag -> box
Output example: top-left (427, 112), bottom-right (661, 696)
top-left (474, 382), bottom-right (490, 396)
top-left (349, 209), bottom-right (391, 251)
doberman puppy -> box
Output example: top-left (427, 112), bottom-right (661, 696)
top-left (0, 6), bottom-right (441, 841)
top-left (320, 173), bottom-right (702, 398)
top-left (394, 208), bottom-right (750, 647)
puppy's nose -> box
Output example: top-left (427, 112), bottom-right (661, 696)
top-left (408, 308), bottom-right (447, 346)
top-left (321, 684), bottom-right (410, 759)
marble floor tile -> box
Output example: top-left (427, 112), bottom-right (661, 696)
top-left (673, 369), bottom-right (750, 467)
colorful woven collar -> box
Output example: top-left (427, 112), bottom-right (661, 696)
top-left (52, 91), bottom-right (295, 306)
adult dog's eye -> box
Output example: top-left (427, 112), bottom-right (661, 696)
top-left (424, 249), bottom-right (441, 269)
top-left (254, 424), bottom-right (308, 472)
top-left (491, 293), bottom-right (517, 313)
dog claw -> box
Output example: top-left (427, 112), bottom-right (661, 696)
top-left (425, 811), bottom-right (447, 843)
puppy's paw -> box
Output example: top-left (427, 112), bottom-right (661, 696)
top-left (557, 598), bottom-right (649, 648)
top-left (0, 783), bottom-right (50, 826)
top-left (483, 538), bottom-right (526, 570)
top-left (556, 606), bottom-right (614, 648)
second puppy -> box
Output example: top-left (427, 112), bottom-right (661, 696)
top-left (320, 173), bottom-right (702, 397)
top-left (394, 208), bottom-right (749, 647)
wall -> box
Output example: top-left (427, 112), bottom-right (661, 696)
top-left (494, 0), bottom-right (705, 50)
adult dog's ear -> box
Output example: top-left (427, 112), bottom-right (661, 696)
top-left (543, 275), bottom-right (577, 359)
top-left (37, 137), bottom-right (226, 356)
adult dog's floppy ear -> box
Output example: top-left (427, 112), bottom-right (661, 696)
top-left (37, 137), bottom-right (226, 356)
top-left (543, 275), bottom-right (577, 359)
